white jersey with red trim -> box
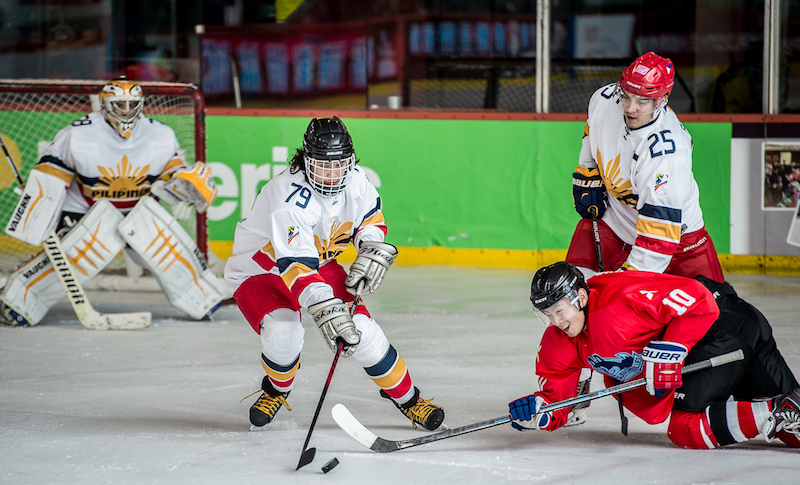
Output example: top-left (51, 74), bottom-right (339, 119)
top-left (578, 83), bottom-right (706, 272)
top-left (224, 166), bottom-right (387, 309)
top-left (35, 110), bottom-right (185, 214)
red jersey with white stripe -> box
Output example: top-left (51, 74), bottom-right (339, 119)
top-left (579, 84), bottom-right (707, 272)
top-left (534, 270), bottom-right (719, 429)
top-left (34, 111), bottom-right (185, 214)
top-left (224, 166), bottom-right (387, 309)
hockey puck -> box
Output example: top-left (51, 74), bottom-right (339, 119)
top-left (321, 457), bottom-right (339, 474)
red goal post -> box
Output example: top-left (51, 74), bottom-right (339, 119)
top-left (0, 79), bottom-right (208, 274)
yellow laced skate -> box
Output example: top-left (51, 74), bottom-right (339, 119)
top-left (381, 386), bottom-right (444, 431)
top-left (248, 377), bottom-right (292, 428)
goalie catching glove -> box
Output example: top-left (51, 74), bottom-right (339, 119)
top-left (308, 297), bottom-right (361, 358)
top-left (344, 241), bottom-right (398, 295)
top-left (642, 341), bottom-right (688, 397)
top-left (150, 162), bottom-right (217, 217)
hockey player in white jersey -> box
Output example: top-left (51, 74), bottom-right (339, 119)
top-left (1, 77), bottom-right (231, 327)
top-left (224, 117), bottom-right (445, 431)
top-left (567, 51), bottom-right (724, 283)
top-left (563, 52), bottom-right (725, 428)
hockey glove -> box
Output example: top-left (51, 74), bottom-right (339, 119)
top-left (508, 394), bottom-right (554, 431)
top-left (572, 167), bottom-right (608, 219)
top-left (150, 162), bottom-right (218, 216)
top-left (309, 297), bottom-right (361, 358)
top-left (150, 180), bottom-right (193, 220)
top-left (642, 341), bottom-right (688, 397)
top-left (344, 241), bottom-right (398, 295)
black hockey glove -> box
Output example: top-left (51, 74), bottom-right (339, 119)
top-left (572, 167), bottom-right (608, 219)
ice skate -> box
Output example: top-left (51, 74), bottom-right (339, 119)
top-left (564, 373), bottom-right (592, 427)
top-left (249, 377), bottom-right (291, 429)
top-left (764, 388), bottom-right (800, 442)
top-left (381, 386), bottom-right (445, 431)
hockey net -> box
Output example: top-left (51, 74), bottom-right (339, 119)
top-left (0, 79), bottom-right (209, 285)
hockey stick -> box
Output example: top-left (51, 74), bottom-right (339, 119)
top-left (296, 286), bottom-right (363, 470)
top-left (332, 349), bottom-right (744, 453)
top-left (589, 208), bottom-right (604, 272)
top-left (1, 136), bottom-right (151, 330)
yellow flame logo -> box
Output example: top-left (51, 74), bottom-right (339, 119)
top-left (315, 220), bottom-right (353, 262)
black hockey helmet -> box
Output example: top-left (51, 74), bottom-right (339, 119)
top-left (530, 262), bottom-right (588, 311)
top-left (302, 116), bottom-right (354, 161)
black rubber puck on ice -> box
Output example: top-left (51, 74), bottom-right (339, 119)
top-left (321, 457), bottom-right (339, 474)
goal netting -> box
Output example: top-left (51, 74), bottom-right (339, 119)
top-left (0, 79), bottom-right (209, 286)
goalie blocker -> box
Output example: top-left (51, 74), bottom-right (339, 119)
top-left (1, 197), bottom-right (231, 326)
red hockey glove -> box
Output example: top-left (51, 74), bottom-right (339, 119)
top-left (642, 341), bottom-right (688, 397)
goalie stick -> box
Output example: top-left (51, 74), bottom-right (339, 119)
top-left (332, 349), bottom-right (744, 453)
top-left (1, 136), bottom-right (151, 330)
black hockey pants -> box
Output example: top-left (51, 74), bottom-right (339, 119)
top-left (673, 276), bottom-right (799, 413)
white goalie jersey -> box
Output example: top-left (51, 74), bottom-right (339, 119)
top-left (224, 166), bottom-right (387, 309)
top-left (579, 83), bottom-right (707, 273)
top-left (36, 110), bottom-right (185, 215)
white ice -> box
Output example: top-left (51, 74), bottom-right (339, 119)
top-left (2, 266), bottom-right (799, 484)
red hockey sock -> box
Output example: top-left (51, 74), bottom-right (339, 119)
top-left (668, 409), bottom-right (719, 449)
top-left (669, 401), bottom-right (772, 448)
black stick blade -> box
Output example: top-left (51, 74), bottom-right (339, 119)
top-left (295, 447), bottom-right (316, 470)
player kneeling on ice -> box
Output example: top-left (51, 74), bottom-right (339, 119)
top-left (224, 117), bottom-right (445, 431)
top-left (508, 262), bottom-right (800, 449)
top-left (0, 77), bottom-right (231, 328)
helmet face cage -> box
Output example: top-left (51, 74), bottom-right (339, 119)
top-left (302, 117), bottom-right (355, 197)
top-left (303, 153), bottom-right (356, 197)
top-left (99, 78), bottom-right (144, 138)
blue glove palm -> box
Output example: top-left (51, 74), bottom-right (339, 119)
top-left (573, 168), bottom-right (608, 219)
top-left (508, 394), bottom-right (552, 431)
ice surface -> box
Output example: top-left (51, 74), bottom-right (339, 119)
top-left (1, 267), bottom-right (799, 484)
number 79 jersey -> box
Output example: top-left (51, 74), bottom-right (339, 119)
top-left (579, 84), bottom-right (707, 273)
top-left (224, 166), bottom-right (387, 305)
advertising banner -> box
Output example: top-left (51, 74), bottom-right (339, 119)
top-left (205, 116), bottom-right (731, 256)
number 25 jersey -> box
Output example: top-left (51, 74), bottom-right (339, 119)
top-left (579, 84), bottom-right (707, 273)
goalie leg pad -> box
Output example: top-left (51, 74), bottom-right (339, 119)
top-left (4, 169), bottom-right (68, 246)
top-left (118, 197), bottom-right (232, 320)
top-left (1, 252), bottom-right (64, 325)
top-left (0, 200), bottom-right (125, 325)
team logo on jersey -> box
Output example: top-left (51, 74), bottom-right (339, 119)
top-left (639, 289), bottom-right (656, 300)
top-left (597, 149), bottom-right (637, 207)
top-left (88, 155), bottom-right (151, 200)
top-left (315, 220), bottom-right (353, 261)
top-left (587, 351), bottom-right (643, 382)
top-left (654, 174), bottom-right (668, 194)
top-left (287, 226), bottom-right (300, 247)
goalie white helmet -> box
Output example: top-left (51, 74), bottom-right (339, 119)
top-left (99, 77), bottom-right (144, 138)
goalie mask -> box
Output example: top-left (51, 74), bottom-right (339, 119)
top-left (302, 116), bottom-right (356, 197)
top-left (99, 77), bottom-right (144, 138)
top-left (530, 262), bottom-right (588, 326)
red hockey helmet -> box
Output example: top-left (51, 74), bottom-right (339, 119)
top-left (619, 52), bottom-right (675, 98)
